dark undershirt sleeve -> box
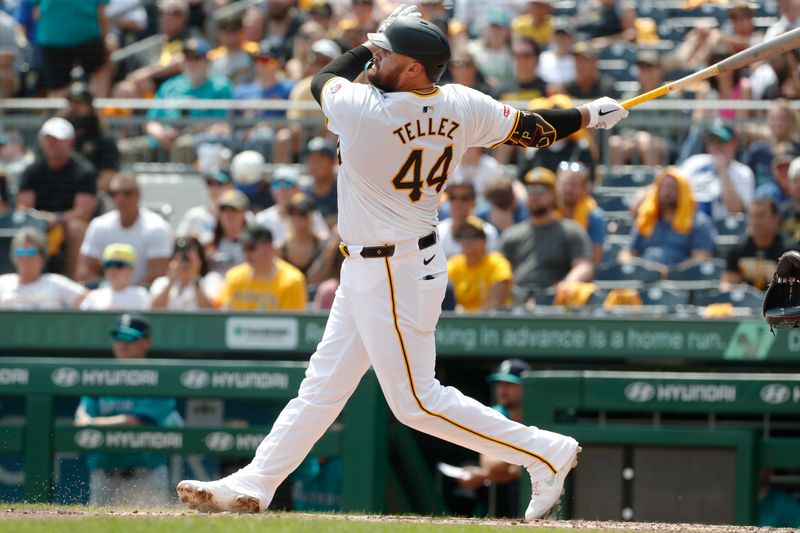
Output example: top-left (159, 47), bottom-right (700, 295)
top-left (503, 108), bottom-right (583, 148)
top-left (311, 46), bottom-right (374, 105)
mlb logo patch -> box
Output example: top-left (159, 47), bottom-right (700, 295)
top-left (423, 105), bottom-right (434, 113)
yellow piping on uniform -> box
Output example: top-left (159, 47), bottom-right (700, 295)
top-left (491, 109), bottom-right (521, 149)
top-left (382, 257), bottom-right (557, 474)
top-left (410, 87), bottom-right (441, 97)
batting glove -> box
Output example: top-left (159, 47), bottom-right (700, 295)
top-left (377, 4), bottom-right (421, 33)
top-left (585, 96), bottom-right (629, 129)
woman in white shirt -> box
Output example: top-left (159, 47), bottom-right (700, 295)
top-left (80, 243), bottom-right (150, 311)
top-left (150, 237), bottom-right (221, 310)
top-left (0, 227), bottom-right (87, 309)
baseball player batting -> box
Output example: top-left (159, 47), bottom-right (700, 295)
top-left (177, 5), bottom-right (628, 520)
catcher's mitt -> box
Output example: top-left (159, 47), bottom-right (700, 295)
top-left (763, 250), bottom-right (800, 329)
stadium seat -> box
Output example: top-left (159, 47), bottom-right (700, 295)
top-left (692, 286), bottom-right (764, 310)
top-left (0, 229), bottom-right (14, 274)
top-left (640, 285), bottom-right (690, 306)
top-left (665, 258), bottom-right (726, 290)
top-left (715, 214), bottom-right (747, 236)
top-left (594, 258), bottom-right (663, 288)
top-left (601, 168), bottom-right (655, 188)
top-left (595, 193), bottom-right (633, 213)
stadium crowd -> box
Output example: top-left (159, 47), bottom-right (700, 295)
top-left (0, 0), bottom-right (799, 316)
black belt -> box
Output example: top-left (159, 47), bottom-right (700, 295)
top-left (339, 231), bottom-right (437, 259)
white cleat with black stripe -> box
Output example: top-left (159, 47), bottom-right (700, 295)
top-left (177, 479), bottom-right (261, 514)
top-left (525, 445), bottom-right (582, 520)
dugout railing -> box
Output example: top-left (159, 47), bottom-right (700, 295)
top-left (0, 357), bottom-right (392, 511)
top-left (521, 371), bottom-right (800, 525)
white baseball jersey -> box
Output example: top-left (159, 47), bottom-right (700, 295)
top-left (321, 78), bottom-right (519, 245)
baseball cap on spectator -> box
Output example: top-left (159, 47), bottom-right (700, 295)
top-left (772, 142), bottom-right (798, 166)
top-left (524, 167), bottom-right (557, 188)
top-left (254, 40), bottom-right (281, 61)
top-left (111, 313), bottom-right (152, 342)
top-left (218, 14), bottom-right (243, 31)
top-left (271, 166), bottom-right (301, 188)
top-left (572, 41), bottom-right (598, 59)
top-left (486, 9), bottom-right (511, 28)
top-left (707, 124), bottom-right (735, 143)
top-left (102, 243), bottom-right (136, 269)
top-left (309, 1), bottom-right (333, 17)
top-left (241, 226), bottom-right (273, 246)
top-left (636, 50), bottom-right (660, 68)
top-left (455, 215), bottom-right (487, 240)
top-left (205, 169), bottom-right (232, 186)
top-left (288, 192), bottom-right (316, 214)
top-left (311, 39), bottom-right (342, 61)
top-left (218, 189), bottom-right (250, 211)
top-left (159, 0), bottom-right (188, 13)
top-left (66, 81), bottom-right (94, 104)
top-left (486, 358), bottom-right (531, 385)
top-left (39, 117), bottom-right (75, 141)
top-left (552, 19), bottom-right (571, 36)
top-left (183, 38), bottom-right (211, 59)
top-left (306, 136), bottom-right (337, 159)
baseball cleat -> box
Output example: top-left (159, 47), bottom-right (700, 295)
top-left (525, 445), bottom-right (582, 520)
top-left (177, 479), bottom-right (261, 514)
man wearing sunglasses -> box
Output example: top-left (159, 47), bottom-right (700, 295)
top-left (75, 313), bottom-right (183, 506)
top-left (176, 169), bottom-right (234, 246)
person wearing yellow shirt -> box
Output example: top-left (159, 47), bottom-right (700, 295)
top-left (511, 0), bottom-right (553, 47)
top-left (218, 226), bottom-right (307, 311)
top-left (447, 216), bottom-right (513, 313)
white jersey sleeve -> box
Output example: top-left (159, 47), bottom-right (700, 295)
top-left (320, 77), bottom-right (373, 141)
top-left (457, 86), bottom-right (520, 149)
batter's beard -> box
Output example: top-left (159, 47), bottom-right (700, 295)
top-left (366, 61), bottom-right (397, 92)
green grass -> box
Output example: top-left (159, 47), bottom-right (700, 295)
top-left (0, 505), bottom-right (615, 533)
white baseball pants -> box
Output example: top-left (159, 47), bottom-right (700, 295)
top-left (225, 238), bottom-right (578, 506)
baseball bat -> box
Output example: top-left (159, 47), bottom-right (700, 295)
top-left (621, 26), bottom-right (800, 109)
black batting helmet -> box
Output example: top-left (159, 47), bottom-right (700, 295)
top-left (367, 17), bottom-right (451, 83)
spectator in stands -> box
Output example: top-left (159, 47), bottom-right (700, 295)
top-left (262, 0), bottom-right (305, 62)
top-left (80, 243), bottom-right (150, 310)
top-left (75, 313), bottom-right (183, 507)
top-left (0, 227), bottom-right (86, 309)
top-left (286, 38), bottom-right (342, 158)
top-left (556, 162), bottom-right (605, 266)
top-left (450, 147), bottom-right (506, 202)
top-left (209, 14), bottom-right (257, 86)
top-left (779, 157), bottom-right (800, 242)
top-left (444, 47), bottom-right (495, 97)
top-left (744, 99), bottom-right (800, 188)
top-left (284, 20), bottom-right (325, 81)
top-left (455, 358), bottom-right (531, 517)
top-left (498, 36), bottom-right (546, 102)
top-left (475, 175), bottom-right (529, 234)
top-left (618, 167), bottom-right (716, 270)
top-left (465, 9), bottom-right (514, 91)
top-left (105, 0), bottom-right (148, 55)
top-left (207, 188), bottom-right (250, 277)
top-left (536, 22), bottom-right (576, 92)
top-left (113, 0), bottom-right (192, 99)
top-left (176, 169), bottom-right (234, 246)
top-left (276, 192), bottom-right (327, 278)
top-left (452, 0), bottom-right (520, 39)
top-left (755, 142), bottom-right (798, 205)
top-left (308, 226), bottom-right (344, 311)
top-left (306, 2), bottom-right (335, 37)
top-left (78, 172), bottom-right (173, 286)
top-left (0, 131), bottom-right (34, 191)
top-left (151, 236), bottom-right (220, 310)
top-left (758, 469), bottom-right (800, 528)
top-left (610, 50), bottom-right (673, 166)
top-left (677, 1), bottom-right (762, 70)
top-left (35, 0), bottom-right (112, 97)
top-left (447, 215), bottom-right (512, 312)
top-left (680, 124), bottom-right (754, 221)
top-left (16, 118), bottom-right (97, 279)
top-left (119, 38), bottom-right (233, 165)
top-left (255, 166), bottom-right (329, 246)
top-left (64, 81), bottom-right (121, 194)
top-left (440, 180), bottom-right (500, 258)
top-left (517, 94), bottom-right (597, 183)
top-left (573, 0), bottom-right (636, 47)
top-left (500, 168), bottom-right (592, 303)
top-left (217, 226), bottom-right (307, 311)
top-left (230, 149), bottom-right (273, 211)
top-left (764, 0), bottom-right (800, 41)
top-left (693, 46), bottom-right (752, 121)
top-left (564, 41), bottom-right (617, 100)
top-left (511, 0), bottom-right (554, 48)
top-left (233, 40), bottom-right (296, 164)
top-left (0, 10), bottom-right (22, 98)
top-left (721, 197), bottom-right (793, 292)
top-left (302, 137), bottom-right (338, 228)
